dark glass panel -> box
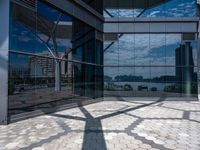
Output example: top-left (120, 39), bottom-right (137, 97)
top-left (36, 1), bottom-right (73, 54)
top-left (104, 67), bottom-right (119, 97)
top-left (8, 53), bottom-right (36, 115)
top-left (9, 2), bottom-right (37, 53)
top-left (85, 65), bottom-right (95, 98)
top-left (81, 0), bottom-right (103, 14)
top-left (95, 67), bottom-right (103, 98)
top-left (96, 40), bottom-right (103, 65)
top-left (73, 62), bottom-right (85, 96)
top-left (84, 40), bottom-right (95, 63)
top-left (9, 0), bottom-right (104, 117)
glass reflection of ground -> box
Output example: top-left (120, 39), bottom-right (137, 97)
top-left (8, 86), bottom-right (98, 117)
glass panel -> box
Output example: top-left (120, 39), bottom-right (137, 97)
top-left (104, 40), bottom-right (119, 65)
top-left (9, 2), bottom-right (37, 53)
top-left (191, 41), bottom-right (198, 67)
top-left (8, 53), bottom-right (36, 115)
top-left (9, 0), bottom-right (104, 117)
top-left (182, 0), bottom-right (197, 17)
top-left (117, 67), bottom-right (134, 97)
top-left (164, 67), bottom-right (181, 97)
top-left (181, 66), bottom-right (198, 97)
top-left (134, 67), bottom-right (150, 97)
top-left (150, 67), bottom-right (166, 96)
top-left (142, 1), bottom-right (165, 17)
top-left (104, 0), bottom-right (197, 18)
top-left (104, 67), bottom-right (119, 97)
top-left (134, 34), bottom-right (150, 66)
top-left (74, 62), bottom-right (85, 96)
top-left (150, 34), bottom-right (166, 66)
top-left (82, 0), bottom-right (103, 14)
top-left (166, 34), bottom-right (182, 66)
top-left (95, 67), bottom-right (103, 98)
top-left (119, 34), bottom-right (134, 65)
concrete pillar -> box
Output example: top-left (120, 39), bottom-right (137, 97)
top-left (0, 0), bottom-right (9, 124)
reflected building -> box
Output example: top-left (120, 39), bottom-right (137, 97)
top-left (176, 42), bottom-right (195, 82)
top-left (175, 42), bottom-right (197, 95)
top-left (29, 52), bottom-right (72, 78)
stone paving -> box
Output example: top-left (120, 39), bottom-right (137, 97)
top-left (0, 97), bottom-right (200, 150)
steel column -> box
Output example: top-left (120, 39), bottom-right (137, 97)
top-left (0, 0), bottom-right (9, 125)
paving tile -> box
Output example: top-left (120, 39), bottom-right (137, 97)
top-left (0, 100), bottom-right (200, 150)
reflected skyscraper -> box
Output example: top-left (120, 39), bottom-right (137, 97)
top-left (175, 42), bottom-right (195, 95)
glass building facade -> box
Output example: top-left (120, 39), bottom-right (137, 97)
top-left (104, 34), bottom-right (198, 97)
top-left (103, 0), bottom-right (198, 97)
top-left (0, 0), bottom-right (198, 122)
top-left (8, 0), bottom-right (103, 116)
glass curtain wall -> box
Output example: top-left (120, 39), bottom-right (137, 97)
top-left (103, 0), bottom-right (197, 18)
top-left (104, 34), bottom-right (198, 97)
top-left (9, 0), bottom-right (103, 116)
top-left (81, 0), bottom-right (103, 14)
top-left (103, 0), bottom-right (198, 97)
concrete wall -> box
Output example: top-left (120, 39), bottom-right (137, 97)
top-left (0, 0), bottom-right (10, 124)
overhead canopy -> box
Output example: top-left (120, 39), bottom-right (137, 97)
top-left (104, 0), bottom-right (169, 9)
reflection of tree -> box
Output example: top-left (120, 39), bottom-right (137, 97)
top-left (104, 75), bottom-right (112, 81)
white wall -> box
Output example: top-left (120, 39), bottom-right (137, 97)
top-left (0, 0), bottom-right (10, 124)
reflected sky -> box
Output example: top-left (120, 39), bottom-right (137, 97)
top-left (104, 34), bottom-right (197, 79)
top-left (104, 34), bottom-right (182, 66)
top-left (9, 1), bottom-right (73, 67)
top-left (104, 0), bottom-right (197, 18)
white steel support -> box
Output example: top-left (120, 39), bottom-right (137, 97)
top-left (0, 0), bottom-right (10, 124)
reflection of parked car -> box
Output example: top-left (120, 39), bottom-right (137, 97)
top-left (19, 87), bottom-right (25, 92)
top-left (138, 85), bottom-right (148, 91)
top-left (14, 85), bottom-right (25, 94)
top-left (124, 84), bottom-right (133, 91)
top-left (151, 87), bottom-right (157, 91)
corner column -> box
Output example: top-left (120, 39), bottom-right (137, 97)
top-left (0, 0), bottom-right (10, 124)
top-left (198, 38), bottom-right (200, 101)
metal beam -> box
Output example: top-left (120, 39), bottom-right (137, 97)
top-left (104, 18), bottom-right (199, 33)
